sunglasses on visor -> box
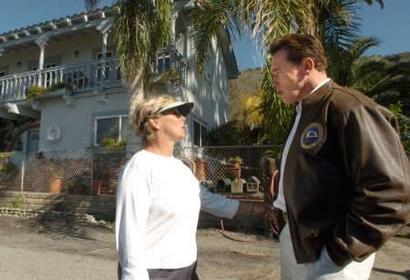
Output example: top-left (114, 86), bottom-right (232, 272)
top-left (160, 106), bottom-right (190, 117)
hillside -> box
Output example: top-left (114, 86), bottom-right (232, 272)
top-left (228, 68), bottom-right (264, 121)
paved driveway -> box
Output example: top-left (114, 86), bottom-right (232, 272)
top-left (0, 216), bottom-right (409, 280)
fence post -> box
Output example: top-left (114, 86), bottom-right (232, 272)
top-left (90, 149), bottom-right (94, 195)
top-left (20, 158), bottom-right (25, 192)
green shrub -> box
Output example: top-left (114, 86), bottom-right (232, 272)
top-left (11, 195), bottom-right (24, 209)
top-left (0, 161), bottom-right (17, 177)
top-left (102, 138), bottom-right (127, 150)
top-left (48, 81), bottom-right (73, 92)
top-left (228, 156), bottom-right (243, 165)
top-left (26, 82), bottom-right (72, 102)
top-left (26, 86), bottom-right (46, 102)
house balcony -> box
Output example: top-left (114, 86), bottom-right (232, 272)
top-left (0, 58), bottom-right (122, 103)
top-left (150, 47), bottom-right (187, 95)
top-left (0, 47), bottom-right (186, 104)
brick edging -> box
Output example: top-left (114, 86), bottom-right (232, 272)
top-left (0, 207), bottom-right (112, 228)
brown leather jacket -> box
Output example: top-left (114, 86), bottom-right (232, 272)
top-left (279, 81), bottom-right (410, 267)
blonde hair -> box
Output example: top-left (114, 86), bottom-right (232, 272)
top-left (130, 94), bottom-right (178, 144)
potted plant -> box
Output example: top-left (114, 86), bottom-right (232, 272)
top-left (194, 158), bottom-right (206, 181)
top-left (92, 177), bottom-right (102, 195)
top-left (225, 156), bottom-right (243, 179)
top-left (228, 156), bottom-right (243, 167)
top-left (0, 161), bottom-right (18, 181)
top-left (102, 137), bottom-right (127, 151)
top-left (26, 85), bottom-right (46, 102)
top-left (50, 168), bottom-right (64, 194)
top-left (92, 157), bottom-right (107, 195)
top-left (48, 81), bottom-right (73, 92)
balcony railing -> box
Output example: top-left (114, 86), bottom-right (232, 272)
top-left (0, 58), bottom-right (121, 103)
top-left (0, 47), bottom-right (186, 103)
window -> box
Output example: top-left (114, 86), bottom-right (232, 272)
top-left (156, 51), bottom-right (171, 73)
top-left (96, 51), bottom-right (113, 60)
top-left (0, 66), bottom-right (8, 77)
top-left (193, 120), bottom-right (207, 147)
top-left (96, 51), bottom-right (119, 81)
top-left (95, 115), bottom-right (128, 145)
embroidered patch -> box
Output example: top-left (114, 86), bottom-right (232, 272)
top-left (300, 123), bottom-right (323, 149)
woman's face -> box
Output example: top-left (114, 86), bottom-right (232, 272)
top-left (155, 107), bottom-right (187, 142)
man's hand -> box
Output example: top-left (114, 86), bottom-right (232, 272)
top-left (265, 204), bottom-right (286, 239)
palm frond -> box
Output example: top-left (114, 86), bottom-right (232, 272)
top-left (260, 64), bottom-right (294, 144)
top-left (320, 0), bottom-right (359, 49)
top-left (190, 0), bottom-right (241, 73)
top-left (113, 0), bottom-right (172, 91)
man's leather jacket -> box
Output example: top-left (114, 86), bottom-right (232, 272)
top-left (279, 81), bottom-right (410, 267)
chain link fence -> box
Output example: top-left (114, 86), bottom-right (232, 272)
top-left (1, 145), bottom-right (281, 197)
top-left (179, 145), bottom-right (280, 195)
top-left (0, 152), bottom-right (23, 192)
top-left (0, 150), bottom-right (128, 195)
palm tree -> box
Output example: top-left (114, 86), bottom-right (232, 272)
top-left (329, 36), bottom-right (380, 86)
top-left (352, 56), bottom-right (410, 105)
top-left (110, 0), bottom-right (385, 93)
top-left (189, 0), bottom-right (385, 144)
top-left (113, 0), bottom-right (172, 94)
top-left (259, 65), bottom-right (294, 145)
top-left (190, 0), bottom-right (384, 68)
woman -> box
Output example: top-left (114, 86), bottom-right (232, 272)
top-left (116, 94), bottom-right (241, 280)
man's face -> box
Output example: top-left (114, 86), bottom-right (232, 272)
top-left (270, 49), bottom-right (307, 104)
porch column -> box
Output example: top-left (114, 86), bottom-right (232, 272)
top-left (96, 20), bottom-right (113, 90)
top-left (0, 48), bottom-right (4, 57)
top-left (35, 35), bottom-right (49, 87)
top-left (96, 20), bottom-right (112, 57)
top-left (35, 35), bottom-right (49, 70)
top-left (171, 14), bottom-right (177, 46)
top-left (38, 45), bottom-right (45, 70)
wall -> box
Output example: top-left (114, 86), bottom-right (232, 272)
top-left (0, 191), bottom-right (115, 221)
top-left (0, 191), bottom-right (266, 233)
top-left (182, 32), bottom-right (230, 145)
top-left (38, 90), bottom-right (136, 152)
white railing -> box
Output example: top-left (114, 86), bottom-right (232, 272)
top-left (0, 58), bottom-right (121, 103)
top-left (0, 47), bottom-right (186, 103)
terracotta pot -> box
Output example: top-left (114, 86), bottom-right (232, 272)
top-left (194, 159), bottom-right (206, 181)
top-left (225, 164), bottom-right (241, 179)
top-left (50, 178), bottom-right (64, 194)
top-left (92, 180), bottom-right (102, 195)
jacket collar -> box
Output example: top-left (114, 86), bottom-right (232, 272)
top-left (301, 79), bottom-right (333, 106)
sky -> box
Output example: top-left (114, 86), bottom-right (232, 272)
top-left (0, 0), bottom-right (409, 71)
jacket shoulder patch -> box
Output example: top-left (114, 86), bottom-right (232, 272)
top-left (300, 123), bottom-right (324, 149)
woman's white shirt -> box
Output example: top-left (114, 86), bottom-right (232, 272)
top-left (115, 150), bottom-right (239, 280)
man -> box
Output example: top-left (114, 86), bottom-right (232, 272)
top-left (269, 33), bottom-right (410, 279)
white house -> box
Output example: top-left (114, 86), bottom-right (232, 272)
top-left (0, 1), bottom-right (238, 159)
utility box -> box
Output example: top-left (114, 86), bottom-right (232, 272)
top-left (231, 178), bottom-right (246, 193)
top-left (246, 176), bottom-right (260, 193)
